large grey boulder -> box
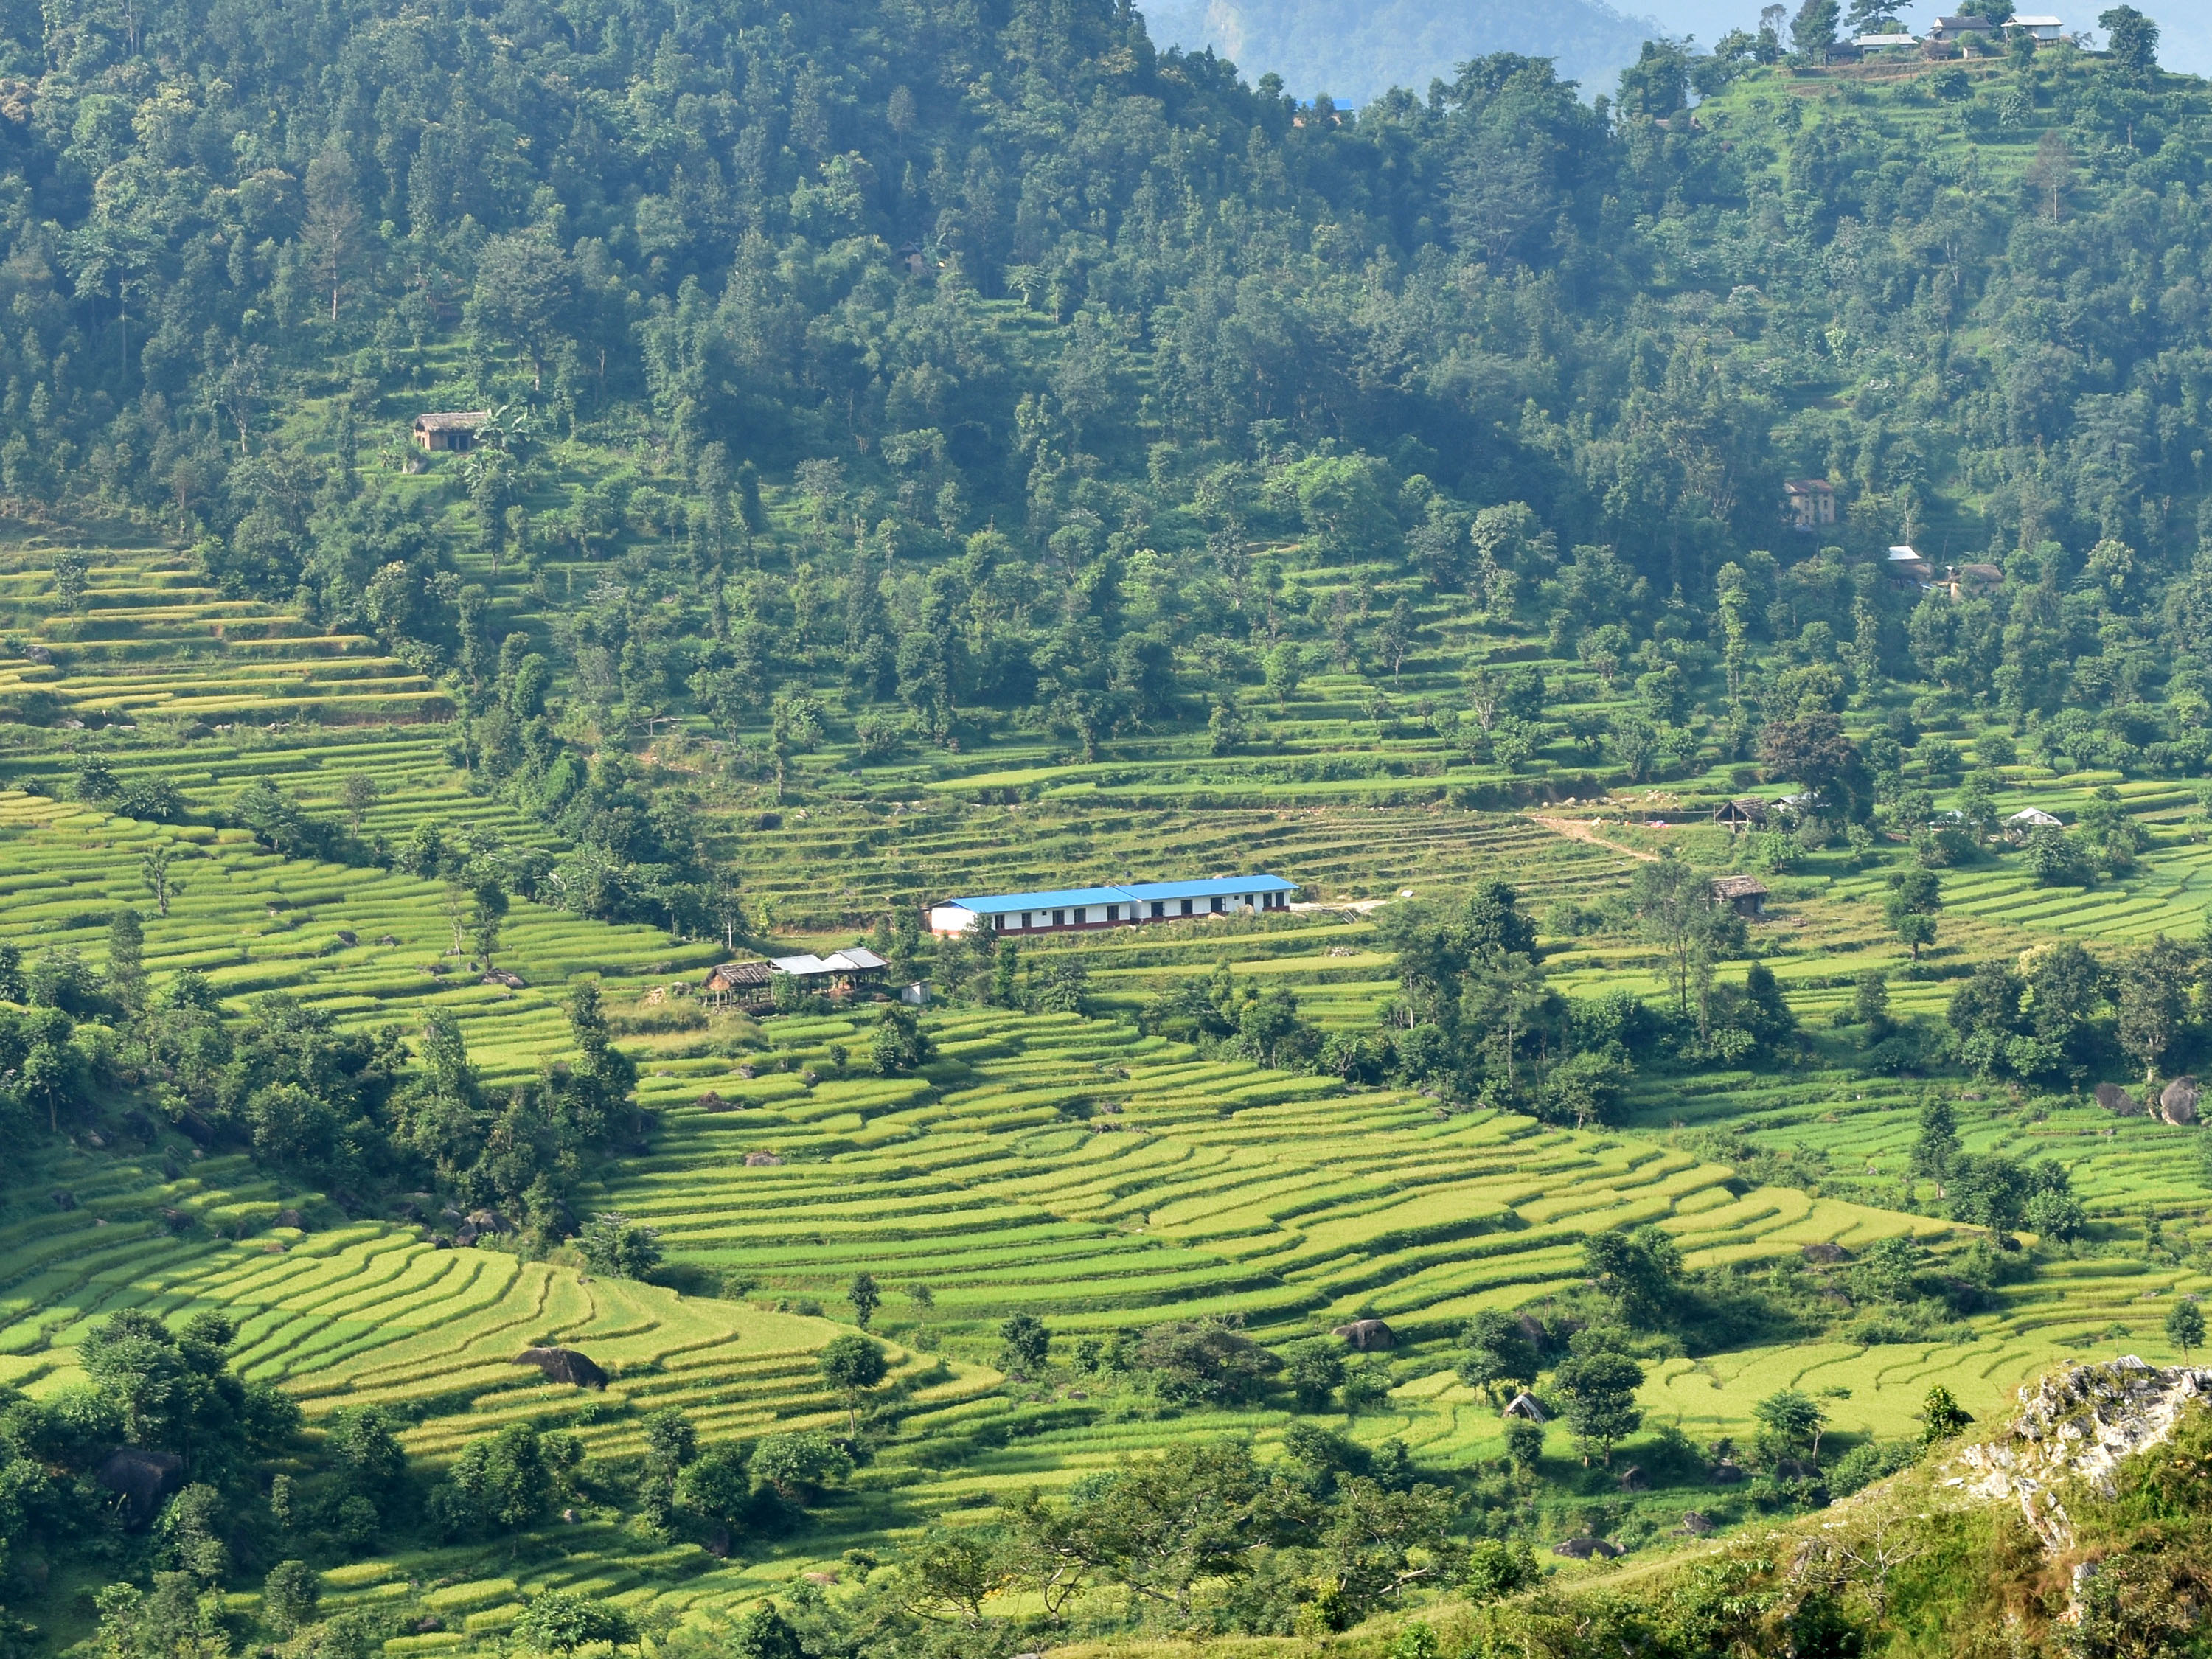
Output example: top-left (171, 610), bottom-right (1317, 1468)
top-left (2160, 1077), bottom-right (2201, 1127)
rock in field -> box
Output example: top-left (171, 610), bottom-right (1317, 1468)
top-left (515, 1346), bottom-right (609, 1389)
top-left (2160, 1076), bottom-right (2201, 1126)
top-left (1332, 1318), bottom-right (1396, 1350)
top-left (2094, 1081), bottom-right (2143, 1116)
top-left (96, 1448), bottom-right (183, 1523)
top-left (1552, 1535), bottom-right (1622, 1559)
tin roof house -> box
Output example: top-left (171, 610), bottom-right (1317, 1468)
top-left (703, 947), bottom-right (891, 1006)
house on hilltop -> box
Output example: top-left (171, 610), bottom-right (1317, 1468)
top-left (412, 411), bottom-right (492, 453)
top-left (928, 875), bottom-right (1295, 938)
top-left (1926, 14), bottom-right (1996, 49)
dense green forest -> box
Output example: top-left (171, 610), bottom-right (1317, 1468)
top-left (2, 1), bottom-right (2212, 1657)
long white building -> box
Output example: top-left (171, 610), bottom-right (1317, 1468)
top-left (928, 874), bottom-right (1297, 937)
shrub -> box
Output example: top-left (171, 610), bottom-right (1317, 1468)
top-left (1133, 1318), bottom-right (1281, 1405)
top-left (2025, 824), bottom-right (2094, 886)
top-left (262, 1561), bottom-right (319, 1635)
top-left (748, 1431), bottom-right (851, 1503)
top-left (675, 1443), bottom-right (751, 1531)
top-left (515, 1590), bottom-right (634, 1654)
top-left (575, 1212), bottom-right (661, 1279)
top-left (1282, 1338), bottom-right (1343, 1411)
top-left (427, 1423), bottom-right (580, 1539)
top-left (871, 1004), bottom-right (933, 1074)
top-left (1825, 1439), bottom-right (1920, 1498)
top-left (1462, 1537), bottom-right (1540, 1603)
top-left (997, 1313), bottom-right (1050, 1379)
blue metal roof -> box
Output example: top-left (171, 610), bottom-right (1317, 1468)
top-left (1121, 875), bottom-right (1296, 902)
top-left (939, 874), bottom-right (1294, 914)
top-left (942, 886), bottom-right (1141, 915)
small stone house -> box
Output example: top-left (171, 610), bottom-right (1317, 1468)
top-left (412, 411), bottom-right (493, 453)
top-left (1710, 874), bottom-right (1770, 918)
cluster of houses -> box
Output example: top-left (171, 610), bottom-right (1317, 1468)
top-left (698, 875), bottom-right (1295, 1011)
top-left (1782, 482), bottom-right (2005, 599)
top-left (1848, 13), bottom-right (2068, 56)
top-left (1712, 793), bottom-right (2065, 875)
top-left (703, 946), bottom-right (894, 1009)
top-left (1885, 544), bottom-right (2006, 599)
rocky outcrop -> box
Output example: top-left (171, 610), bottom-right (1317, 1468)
top-left (1945, 1357), bottom-right (2212, 1551)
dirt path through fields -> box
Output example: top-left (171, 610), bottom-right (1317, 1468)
top-left (1526, 814), bottom-right (1664, 863)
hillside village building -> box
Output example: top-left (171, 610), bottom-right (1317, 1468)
top-left (1783, 479), bottom-right (1836, 531)
top-left (412, 411), bottom-right (492, 452)
top-left (928, 875), bottom-right (1297, 937)
top-left (703, 947), bottom-right (889, 1006)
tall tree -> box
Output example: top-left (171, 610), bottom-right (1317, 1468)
top-left (2098, 6), bottom-right (2159, 83)
top-left (303, 144), bottom-right (366, 324)
top-left (1885, 866), bottom-right (1943, 961)
top-left (1792, 0), bottom-right (1843, 59)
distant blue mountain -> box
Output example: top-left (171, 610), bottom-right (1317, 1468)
top-left (1144, 0), bottom-right (1664, 106)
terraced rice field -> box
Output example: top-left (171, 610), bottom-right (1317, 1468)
top-left (0, 538), bottom-right (453, 725)
top-left (0, 1142), bottom-right (1007, 1640)
top-left (0, 792), bottom-right (714, 1081)
top-left (5, 511), bottom-right (2211, 1645)
top-left (609, 1006), bottom-right (1939, 1338)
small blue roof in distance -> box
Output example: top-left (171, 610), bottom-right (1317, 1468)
top-left (942, 874), bottom-right (1293, 914)
top-left (1121, 875), bottom-right (1297, 902)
